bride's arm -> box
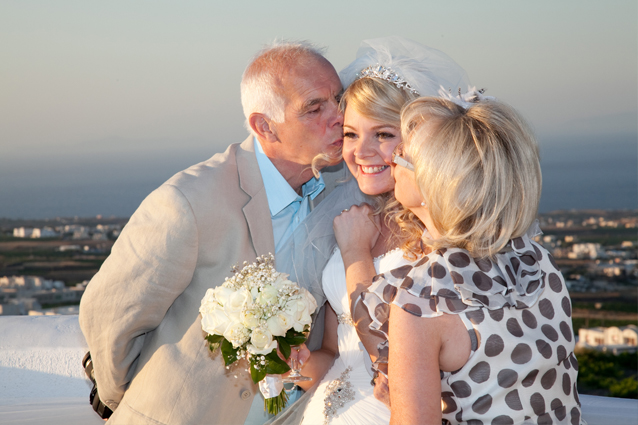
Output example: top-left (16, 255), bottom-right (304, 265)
top-left (295, 303), bottom-right (339, 391)
top-left (333, 204), bottom-right (386, 361)
top-left (333, 204), bottom-right (379, 317)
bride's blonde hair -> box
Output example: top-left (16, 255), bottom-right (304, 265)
top-left (397, 97), bottom-right (542, 259)
top-left (312, 77), bottom-right (418, 219)
top-left (311, 76), bottom-right (415, 173)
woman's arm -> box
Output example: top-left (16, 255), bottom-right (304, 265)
top-left (387, 304), bottom-right (471, 424)
top-left (388, 304), bottom-right (443, 424)
top-left (295, 303), bottom-right (340, 391)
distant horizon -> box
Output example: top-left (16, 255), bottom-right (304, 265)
top-left (3, 207), bottom-right (638, 223)
top-left (1, 131), bottom-right (635, 220)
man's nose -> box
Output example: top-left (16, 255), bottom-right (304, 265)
top-left (331, 104), bottom-right (344, 128)
top-left (327, 95), bottom-right (343, 127)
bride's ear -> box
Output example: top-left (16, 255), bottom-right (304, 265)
top-left (249, 113), bottom-right (278, 143)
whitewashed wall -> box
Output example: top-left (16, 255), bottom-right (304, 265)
top-left (0, 316), bottom-right (636, 425)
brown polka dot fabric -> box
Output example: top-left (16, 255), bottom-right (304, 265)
top-left (361, 232), bottom-right (584, 424)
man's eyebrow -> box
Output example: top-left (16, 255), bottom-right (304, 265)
top-left (300, 97), bottom-right (326, 112)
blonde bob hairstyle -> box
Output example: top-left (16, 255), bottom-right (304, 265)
top-left (397, 97), bottom-right (542, 259)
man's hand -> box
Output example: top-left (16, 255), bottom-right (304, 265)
top-left (373, 374), bottom-right (391, 408)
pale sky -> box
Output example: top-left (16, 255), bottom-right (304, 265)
top-left (0, 1), bottom-right (636, 217)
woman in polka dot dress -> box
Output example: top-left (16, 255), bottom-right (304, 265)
top-left (338, 95), bottom-right (585, 424)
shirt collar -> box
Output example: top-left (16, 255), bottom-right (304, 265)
top-left (254, 138), bottom-right (325, 216)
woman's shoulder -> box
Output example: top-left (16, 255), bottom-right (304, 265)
top-left (365, 232), bottom-right (558, 320)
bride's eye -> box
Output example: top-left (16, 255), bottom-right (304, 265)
top-left (377, 131), bottom-right (395, 140)
top-left (343, 131), bottom-right (356, 139)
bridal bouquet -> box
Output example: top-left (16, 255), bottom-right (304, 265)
top-left (199, 254), bottom-right (317, 415)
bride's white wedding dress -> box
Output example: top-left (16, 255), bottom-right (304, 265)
top-left (299, 247), bottom-right (409, 425)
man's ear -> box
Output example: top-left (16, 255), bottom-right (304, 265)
top-left (249, 113), bottom-right (278, 143)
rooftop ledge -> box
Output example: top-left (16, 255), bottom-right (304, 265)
top-left (1, 316), bottom-right (636, 425)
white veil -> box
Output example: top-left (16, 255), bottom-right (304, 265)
top-left (339, 36), bottom-right (471, 97)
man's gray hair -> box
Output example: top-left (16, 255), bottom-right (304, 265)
top-left (240, 40), bottom-right (328, 136)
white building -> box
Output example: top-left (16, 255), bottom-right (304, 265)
top-left (0, 275), bottom-right (64, 292)
top-left (578, 325), bottom-right (638, 354)
top-left (569, 243), bottom-right (604, 259)
top-left (58, 245), bottom-right (81, 252)
top-left (31, 227), bottom-right (59, 238)
top-left (13, 227), bottom-right (34, 238)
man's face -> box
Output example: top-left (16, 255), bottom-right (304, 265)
top-left (269, 59), bottom-right (344, 180)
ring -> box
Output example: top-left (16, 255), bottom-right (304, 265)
top-left (341, 208), bottom-right (349, 213)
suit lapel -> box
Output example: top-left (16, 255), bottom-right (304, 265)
top-left (236, 136), bottom-right (276, 257)
top-left (310, 161), bottom-right (347, 210)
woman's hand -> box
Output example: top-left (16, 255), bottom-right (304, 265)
top-left (333, 203), bottom-right (380, 262)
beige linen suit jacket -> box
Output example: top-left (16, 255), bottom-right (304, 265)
top-left (79, 136), bottom-right (346, 425)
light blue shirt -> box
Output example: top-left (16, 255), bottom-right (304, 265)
top-left (254, 138), bottom-right (325, 254)
top-left (244, 138), bottom-right (325, 425)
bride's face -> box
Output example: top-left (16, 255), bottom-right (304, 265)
top-left (342, 106), bottom-right (401, 196)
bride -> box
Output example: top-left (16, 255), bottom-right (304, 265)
top-left (273, 36), bottom-right (470, 425)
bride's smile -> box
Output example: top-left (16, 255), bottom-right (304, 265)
top-left (359, 164), bottom-right (389, 174)
top-left (342, 106), bottom-right (400, 196)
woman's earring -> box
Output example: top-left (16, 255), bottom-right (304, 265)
top-left (421, 202), bottom-right (426, 207)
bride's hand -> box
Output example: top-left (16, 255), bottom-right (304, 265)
top-left (333, 203), bottom-right (380, 259)
top-left (278, 343), bottom-right (310, 377)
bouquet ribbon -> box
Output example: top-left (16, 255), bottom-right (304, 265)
top-left (259, 375), bottom-right (284, 399)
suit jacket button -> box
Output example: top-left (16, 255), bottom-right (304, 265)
top-left (241, 390), bottom-right (251, 400)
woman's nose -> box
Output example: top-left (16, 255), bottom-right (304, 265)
top-left (355, 137), bottom-right (375, 158)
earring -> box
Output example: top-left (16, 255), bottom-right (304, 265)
top-left (421, 202), bottom-right (426, 207)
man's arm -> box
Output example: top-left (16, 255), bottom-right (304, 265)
top-left (79, 184), bottom-right (199, 408)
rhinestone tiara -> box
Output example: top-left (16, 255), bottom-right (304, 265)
top-left (355, 64), bottom-right (420, 96)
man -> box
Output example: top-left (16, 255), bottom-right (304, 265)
top-left (79, 41), bottom-right (345, 424)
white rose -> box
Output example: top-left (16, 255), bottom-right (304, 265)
top-left (247, 327), bottom-right (278, 355)
top-left (241, 309), bottom-right (261, 329)
top-left (284, 299), bottom-right (306, 321)
top-left (224, 288), bottom-right (251, 321)
top-left (300, 288), bottom-right (317, 314)
top-left (259, 285), bottom-right (279, 305)
top-left (213, 286), bottom-right (233, 306)
top-left (294, 307), bottom-right (312, 332)
top-left (223, 322), bottom-right (250, 348)
top-left (266, 312), bottom-right (293, 337)
top-left (200, 288), bottom-right (217, 310)
top-left (201, 306), bottom-right (232, 336)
